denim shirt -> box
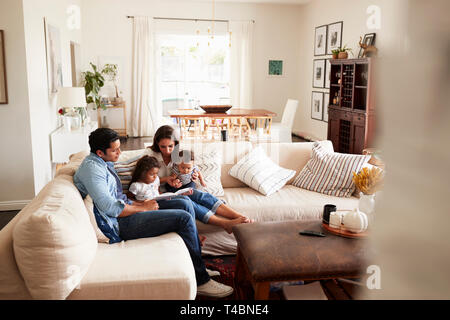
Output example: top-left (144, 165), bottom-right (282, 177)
top-left (74, 153), bottom-right (132, 243)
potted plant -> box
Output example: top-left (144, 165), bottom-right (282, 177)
top-left (338, 45), bottom-right (352, 59)
top-left (81, 62), bottom-right (106, 110)
top-left (331, 49), bottom-right (340, 59)
top-left (101, 63), bottom-right (122, 104)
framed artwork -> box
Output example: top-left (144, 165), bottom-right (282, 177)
top-left (44, 18), bottom-right (63, 94)
top-left (313, 59), bottom-right (326, 88)
top-left (0, 30), bottom-right (8, 104)
top-left (323, 93), bottom-right (330, 122)
top-left (327, 21), bottom-right (343, 54)
top-left (314, 25), bottom-right (327, 56)
top-left (311, 91), bottom-right (324, 121)
top-left (268, 60), bottom-right (283, 76)
top-left (325, 59), bottom-right (331, 89)
top-left (358, 33), bottom-right (376, 58)
top-left (70, 41), bottom-right (82, 86)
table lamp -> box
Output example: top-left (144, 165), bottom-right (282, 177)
top-left (57, 87), bottom-right (87, 131)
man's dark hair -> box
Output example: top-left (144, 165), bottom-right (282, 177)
top-left (89, 128), bottom-right (120, 154)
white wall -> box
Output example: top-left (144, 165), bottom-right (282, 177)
top-left (22, 0), bottom-right (82, 193)
top-left (294, 0), bottom-right (406, 140)
top-left (80, 0), bottom-right (303, 131)
top-left (0, 0), bottom-right (35, 209)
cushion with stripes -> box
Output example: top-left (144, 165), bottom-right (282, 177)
top-left (194, 149), bottom-right (224, 196)
top-left (292, 142), bottom-right (371, 197)
top-left (228, 146), bottom-right (296, 196)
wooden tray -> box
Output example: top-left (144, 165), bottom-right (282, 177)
top-left (322, 222), bottom-right (369, 239)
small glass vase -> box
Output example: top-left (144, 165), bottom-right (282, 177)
top-left (359, 192), bottom-right (376, 225)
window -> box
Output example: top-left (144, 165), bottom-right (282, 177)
top-left (157, 34), bottom-right (230, 116)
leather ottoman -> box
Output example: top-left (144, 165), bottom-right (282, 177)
top-left (232, 220), bottom-right (370, 299)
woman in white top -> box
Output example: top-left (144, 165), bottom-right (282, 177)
top-left (146, 125), bottom-right (252, 233)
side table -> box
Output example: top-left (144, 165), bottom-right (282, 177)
top-left (50, 121), bottom-right (98, 168)
top-left (232, 220), bottom-right (370, 300)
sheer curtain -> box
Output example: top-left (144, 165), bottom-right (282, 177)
top-left (130, 16), bottom-right (160, 137)
top-left (229, 21), bottom-right (254, 108)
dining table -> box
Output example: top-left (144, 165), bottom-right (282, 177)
top-left (168, 108), bottom-right (277, 138)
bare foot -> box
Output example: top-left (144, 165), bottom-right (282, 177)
top-left (223, 216), bottom-right (248, 234)
top-left (199, 235), bottom-right (206, 246)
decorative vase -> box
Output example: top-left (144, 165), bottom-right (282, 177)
top-left (338, 51), bottom-right (348, 59)
top-left (359, 192), bottom-right (376, 224)
top-left (64, 112), bottom-right (81, 131)
top-left (342, 208), bottom-right (369, 233)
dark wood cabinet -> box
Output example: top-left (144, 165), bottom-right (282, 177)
top-left (327, 58), bottom-right (375, 154)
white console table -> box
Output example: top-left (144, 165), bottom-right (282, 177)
top-left (50, 121), bottom-right (98, 163)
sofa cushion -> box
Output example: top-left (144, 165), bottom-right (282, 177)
top-left (84, 195), bottom-right (111, 243)
top-left (191, 145), bottom-right (224, 196)
top-left (292, 142), bottom-right (371, 197)
top-left (12, 175), bottom-right (98, 299)
top-left (198, 185), bottom-right (359, 255)
top-left (228, 146), bottom-right (296, 196)
top-left (67, 233), bottom-right (196, 300)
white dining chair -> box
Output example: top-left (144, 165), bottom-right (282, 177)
top-left (270, 99), bottom-right (299, 143)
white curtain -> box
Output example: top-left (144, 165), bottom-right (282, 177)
top-left (229, 21), bottom-right (254, 108)
top-left (130, 16), bottom-right (160, 137)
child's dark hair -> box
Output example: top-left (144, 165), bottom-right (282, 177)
top-left (130, 156), bottom-right (161, 185)
top-left (175, 150), bottom-right (195, 164)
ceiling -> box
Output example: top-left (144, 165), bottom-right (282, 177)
top-left (193, 0), bottom-right (311, 5)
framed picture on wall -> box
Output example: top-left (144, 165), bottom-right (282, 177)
top-left (268, 60), bottom-right (283, 76)
top-left (325, 59), bottom-right (331, 89)
top-left (323, 92), bottom-right (330, 122)
top-left (314, 25), bottom-right (327, 56)
top-left (313, 59), bottom-right (326, 88)
top-left (0, 30), bottom-right (8, 104)
top-left (44, 18), bottom-right (63, 94)
top-left (311, 91), bottom-right (324, 121)
top-left (327, 21), bottom-right (343, 54)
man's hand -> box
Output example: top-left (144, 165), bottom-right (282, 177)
top-left (141, 199), bottom-right (159, 211)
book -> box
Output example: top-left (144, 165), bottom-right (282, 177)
top-left (153, 187), bottom-right (193, 201)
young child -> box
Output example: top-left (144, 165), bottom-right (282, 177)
top-left (168, 150), bottom-right (207, 192)
top-left (128, 155), bottom-right (162, 201)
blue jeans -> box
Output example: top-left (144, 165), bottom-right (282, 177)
top-left (188, 189), bottom-right (224, 223)
top-left (117, 196), bottom-right (210, 285)
top-left (166, 182), bottom-right (224, 224)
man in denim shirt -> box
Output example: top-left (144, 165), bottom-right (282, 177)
top-left (74, 128), bottom-right (233, 298)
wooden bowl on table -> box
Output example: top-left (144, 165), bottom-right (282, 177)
top-left (200, 105), bottom-right (232, 113)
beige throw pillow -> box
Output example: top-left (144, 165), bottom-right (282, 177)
top-left (13, 176), bottom-right (98, 299)
top-left (84, 195), bottom-right (110, 243)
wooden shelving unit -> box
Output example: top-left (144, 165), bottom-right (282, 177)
top-left (97, 101), bottom-right (128, 137)
top-left (327, 58), bottom-right (375, 154)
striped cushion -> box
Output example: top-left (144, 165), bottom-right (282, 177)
top-left (228, 146), bottom-right (296, 196)
top-left (292, 142), bottom-right (370, 197)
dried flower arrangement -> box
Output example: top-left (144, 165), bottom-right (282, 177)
top-left (352, 167), bottom-right (384, 195)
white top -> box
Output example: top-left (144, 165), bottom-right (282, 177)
top-left (146, 149), bottom-right (174, 192)
top-left (129, 176), bottom-right (160, 201)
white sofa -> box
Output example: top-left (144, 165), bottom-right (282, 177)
top-left (0, 140), bottom-right (359, 300)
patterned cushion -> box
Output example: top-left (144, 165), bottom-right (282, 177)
top-left (228, 146), bottom-right (296, 196)
top-left (194, 149), bottom-right (224, 196)
top-left (292, 142), bottom-right (371, 197)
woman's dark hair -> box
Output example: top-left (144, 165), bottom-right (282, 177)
top-left (130, 156), bottom-right (161, 185)
top-left (150, 125), bottom-right (179, 153)
top-left (89, 128), bottom-right (120, 154)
